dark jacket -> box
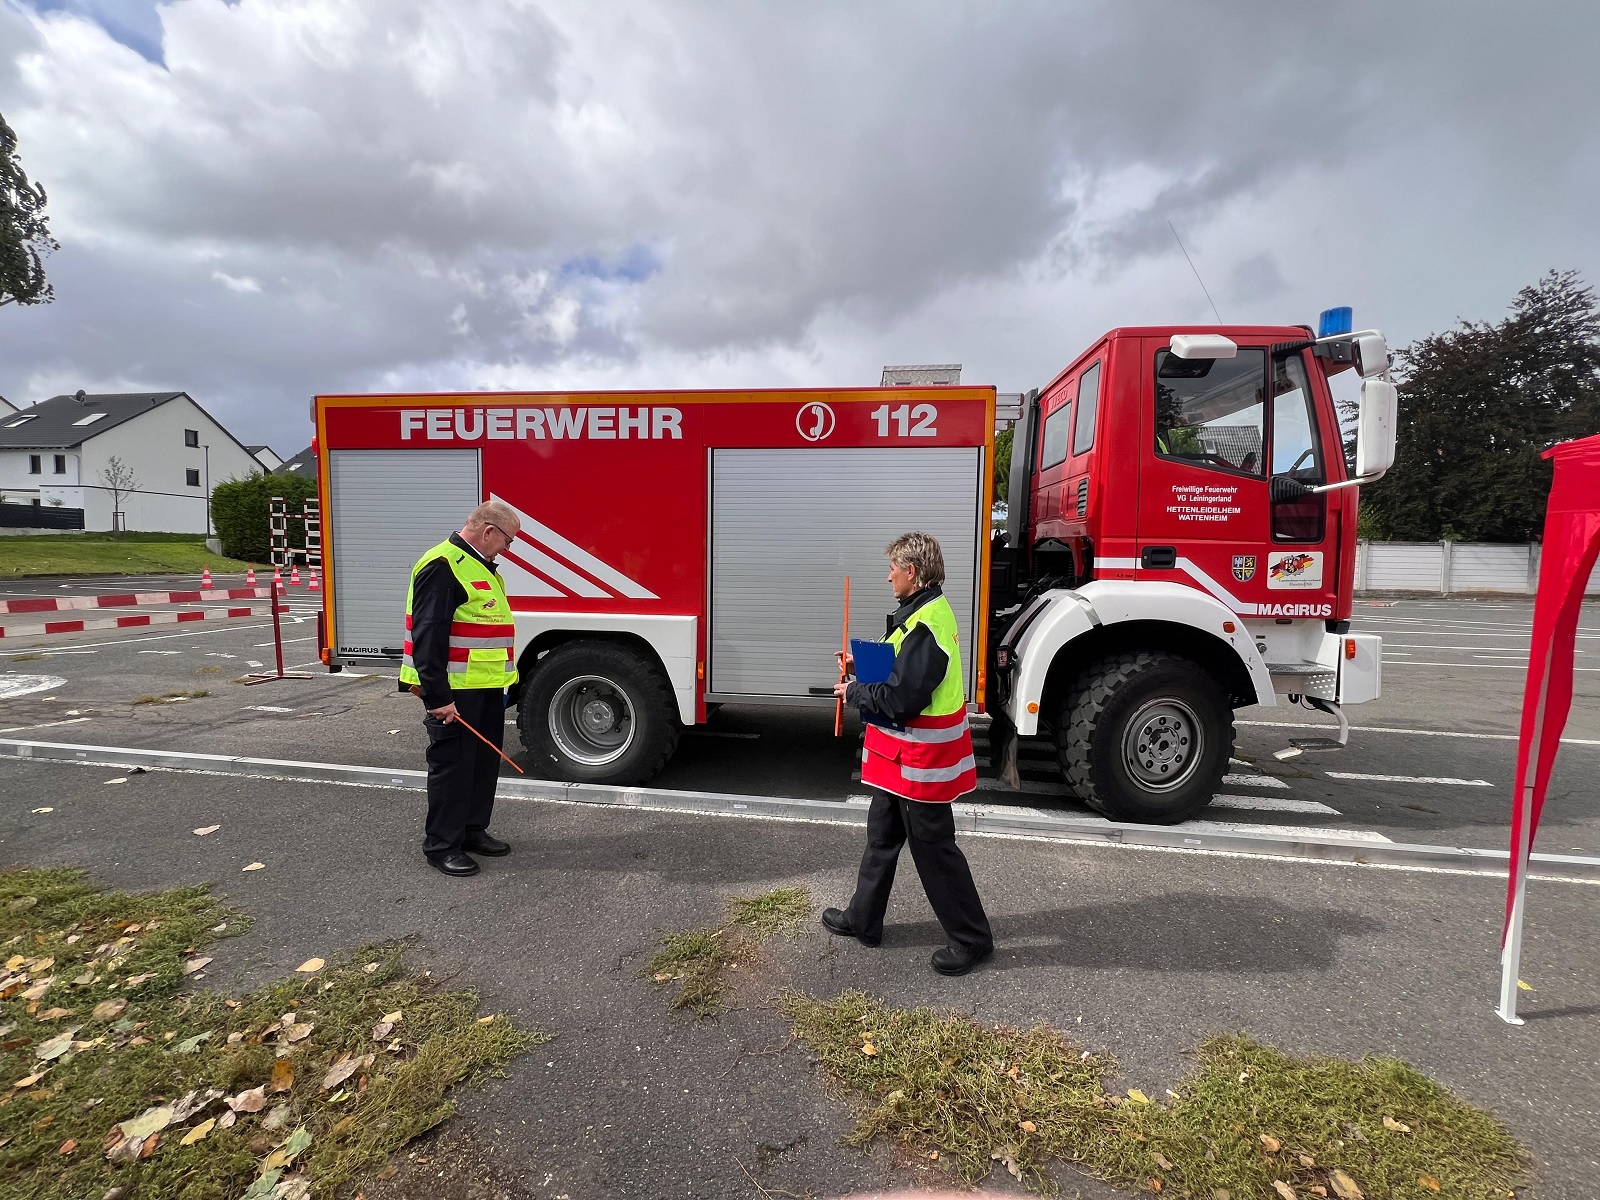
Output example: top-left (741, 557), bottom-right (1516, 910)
top-left (401, 532), bottom-right (500, 708)
top-left (844, 584), bottom-right (951, 725)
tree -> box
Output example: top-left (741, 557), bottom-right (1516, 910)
top-left (1358, 270), bottom-right (1600, 542)
top-left (0, 112), bottom-right (58, 309)
top-left (212, 470), bottom-right (317, 562)
top-left (100, 456), bottom-right (139, 532)
top-left (993, 424), bottom-right (1013, 503)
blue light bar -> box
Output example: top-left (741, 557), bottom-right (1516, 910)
top-left (1318, 306), bottom-right (1353, 338)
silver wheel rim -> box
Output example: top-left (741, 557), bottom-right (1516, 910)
top-left (1121, 697), bottom-right (1202, 792)
top-left (548, 674), bottom-right (636, 767)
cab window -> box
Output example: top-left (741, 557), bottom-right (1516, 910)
top-left (1270, 353), bottom-right (1325, 541)
top-left (1153, 348), bottom-right (1265, 477)
top-left (1039, 398), bottom-right (1072, 469)
top-left (1072, 362), bottom-right (1101, 455)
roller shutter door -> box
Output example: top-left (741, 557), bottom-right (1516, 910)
top-left (710, 447), bottom-right (983, 699)
top-left (328, 449), bottom-right (481, 658)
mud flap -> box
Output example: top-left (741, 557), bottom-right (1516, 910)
top-left (989, 711), bottom-right (1022, 791)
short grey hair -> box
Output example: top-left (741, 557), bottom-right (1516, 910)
top-left (465, 500), bottom-right (520, 535)
top-left (885, 531), bottom-right (945, 586)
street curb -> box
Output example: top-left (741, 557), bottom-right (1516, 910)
top-left (5, 736), bottom-right (1598, 883)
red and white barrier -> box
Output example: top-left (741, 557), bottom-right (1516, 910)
top-left (0, 587), bottom-right (270, 616)
top-left (0, 605), bottom-right (286, 639)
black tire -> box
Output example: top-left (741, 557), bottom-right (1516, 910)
top-left (1055, 651), bottom-right (1232, 824)
top-left (516, 640), bottom-right (680, 785)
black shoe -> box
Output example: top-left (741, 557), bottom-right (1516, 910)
top-left (821, 907), bottom-right (881, 948)
top-left (463, 833), bottom-right (510, 857)
top-left (427, 852), bottom-right (480, 877)
top-left (931, 943), bottom-right (993, 976)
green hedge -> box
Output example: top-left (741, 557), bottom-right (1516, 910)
top-left (212, 471), bottom-right (317, 562)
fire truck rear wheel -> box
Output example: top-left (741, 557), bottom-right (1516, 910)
top-left (1056, 651), bottom-right (1232, 824)
top-left (518, 642), bottom-right (680, 785)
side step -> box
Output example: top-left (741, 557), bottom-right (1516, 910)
top-left (1274, 696), bottom-right (1349, 760)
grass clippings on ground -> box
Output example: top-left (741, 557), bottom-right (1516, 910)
top-left (0, 868), bottom-right (547, 1200)
top-left (646, 887), bottom-right (813, 1019)
top-left (784, 990), bottom-right (1526, 1200)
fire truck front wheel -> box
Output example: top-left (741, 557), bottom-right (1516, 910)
top-left (1056, 651), bottom-right (1232, 824)
top-left (518, 641), bottom-right (680, 785)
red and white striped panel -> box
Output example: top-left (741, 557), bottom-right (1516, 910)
top-left (0, 586), bottom-right (270, 616)
top-left (0, 605), bottom-right (288, 639)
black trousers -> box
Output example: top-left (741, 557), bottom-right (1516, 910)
top-left (846, 790), bottom-right (993, 952)
top-left (422, 687), bottom-right (505, 859)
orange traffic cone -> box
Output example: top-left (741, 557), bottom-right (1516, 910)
top-left (290, 564), bottom-right (301, 586)
top-left (273, 566), bottom-right (283, 592)
top-left (246, 567), bottom-right (257, 586)
top-left (308, 568), bottom-right (320, 591)
top-left (201, 567), bottom-right (213, 589)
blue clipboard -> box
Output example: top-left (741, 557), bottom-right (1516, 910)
top-left (848, 639), bottom-right (904, 730)
top-left (849, 639), bottom-right (896, 684)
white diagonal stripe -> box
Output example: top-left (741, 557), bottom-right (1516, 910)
top-left (493, 494), bottom-right (658, 600)
top-left (493, 553), bottom-right (565, 598)
top-left (1210, 794), bottom-right (1339, 815)
top-left (1326, 772), bottom-right (1493, 786)
top-left (505, 542), bottom-right (610, 598)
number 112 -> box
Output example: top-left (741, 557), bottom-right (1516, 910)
top-left (870, 403), bottom-right (937, 437)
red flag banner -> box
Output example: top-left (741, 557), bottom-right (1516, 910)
top-left (1504, 435), bottom-right (1600, 948)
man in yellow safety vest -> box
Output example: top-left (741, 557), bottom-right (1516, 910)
top-left (399, 500), bottom-right (521, 877)
top-left (825, 531), bottom-right (994, 975)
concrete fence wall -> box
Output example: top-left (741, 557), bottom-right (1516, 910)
top-left (1355, 541), bottom-right (1600, 596)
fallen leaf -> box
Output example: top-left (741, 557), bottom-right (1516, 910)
top-left (283, 1022), bottom-right (314, 1043)
top-left (274, 1176), bottom-right (311, 1200)
top-left (1418, 1177), bottom-right (1441, 1193)
top-left (193, 826), bottom-right (221, 837)
top-left (294, 958), bottom-right (324, 975)
top-left (104, 778), bottom-right (127, 785)
top-left (182, 957), bottom-right (213, 975)
top-left (860, 1042), bottom-right (878, 1056)
top-left (1310, 1190), bottom-right (1328, 1198)
top-left (1329, 1168), bottom-right (1365, 1199)
top-left (1153, 1152), bottom-right (1174, 1170)
top-left (1260, 1134), bottom-right (1282, 1152)
top-left (261, 1125), bottom-right (314, 1172)
top-left (927, 1151), bottom-right (939, 1160)
top-left (123, 973), bottom-right (156, 989)
top-left (361, 963), bottom-right (379, 974)
top-left (1127, 1088), bottom-right (1150, 1104)
top-left (171, 1088), bottom-right (224, 1121)
top-left (1273, 1183), bottom-right (1297, 1200)
top-left (1213, 1191), bottom-right (1232, 1200)
top-left (217, 1109), bottom-right (237, 1130)
top-left (57, 1138), bottom-right (77, 1155)
top-left (263, 1104), bottom-right (293, 1132)
top-left (21, 981), bottom-right (53, 1001)
top-left (371, 1021), bottom-right (394, 1042)
top-left (242, 863), bottom-right (265, 872)
top-left (30, 808), bottom-right (53, 814)
top-left (35, 1030), bottom-right (78, 1061)
top-left (227, 1032), bottom-right (244, 1045)
top-left (319, 1054), bottom-right (373, 1092)
top-left (1299, 1154), bottom-right (1317, 1168)
top-left (991, 1149), bottom-right (1023, 1182)
top-left (477, 1015), bottom-right (495, 1024)
top-left (270, 1059), bottom-right (294, 1093)
top-left (240, 1168), bottom-right (284, 1200)
top-left (29, 958), bottom-right (54, 973)
top-left (65, 935), bottom-right (81, 945)
top-left (229, 1086), bottom-right (268, 1114)
top-left (172, 1032), bottom-right (212, 1054)
top-left (181, 1119), bottom-right (216, 1146)
top-left (1019, 1120), bottom-right (1037, 1133)
top-left (3, 956), bottom-right (22, 972)
top-left (13, 1072), bottom-right (45, 1089)
top-left (1381, 1116), bottom-right (1411, 1133)
top-left (36, 1007), bottom-right (72, 1021)
top-left (1516, 979), bottom-right (1532, 992)
top-left (93, 999), bottom-right (128, 1022)
top-left (115, 1103), bottom-right (176, 1141)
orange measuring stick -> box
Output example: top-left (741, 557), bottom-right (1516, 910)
top-left (835, 576), bottom-right (850, 736)
top-left (410, 685), bottom-right (526, 774)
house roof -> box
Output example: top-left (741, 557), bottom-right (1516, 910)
top-left (0, 392), bottom-right (187, 449)
top-left (246, 444), bottom-right (274, 455)
top-left (276, 446), bottom-right (318, 481)
top-left (0, 395), bottom-right (16, 415)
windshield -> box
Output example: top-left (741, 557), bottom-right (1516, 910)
top-left (1154, 348), bottom-right (1265, 476)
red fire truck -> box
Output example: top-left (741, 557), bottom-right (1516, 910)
top-left (312, 309), bottom-right (1397, 823)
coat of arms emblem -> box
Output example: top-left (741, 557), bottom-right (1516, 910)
top-left (1232, 555), bottom-right (1257, 582)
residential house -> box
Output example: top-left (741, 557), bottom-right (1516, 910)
top-left (248, 444), bottom-right (284, 471)
top-left (276, 445), bottom-right (319, 484)
top-left (0, 395), bottom-right (16, 416)
top-left (0, 392), bottom-right (262, 532)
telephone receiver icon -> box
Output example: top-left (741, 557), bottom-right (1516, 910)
top-left (808, 407), bottom-right (826, 439)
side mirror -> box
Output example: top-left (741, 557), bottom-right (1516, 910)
top-left (1169, 333), bottom-right (1237, 360)
top-left (1355, 378), bottom-right (1398, 477)
top-left (1353, 332), bottom-right (1389, 379)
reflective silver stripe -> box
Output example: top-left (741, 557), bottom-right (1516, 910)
top-left (445, 659), bottom-right (515, 674)
top-left (448, 635), bottom-right (515, 648)
top-left (873, 718), bottom-right (971, 744)
top-left (898, 755), bottom-right (977, 784)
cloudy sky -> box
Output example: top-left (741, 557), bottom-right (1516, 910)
top-left (2, 0), bottom-right (1597, 459)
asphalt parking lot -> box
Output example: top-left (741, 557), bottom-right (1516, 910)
top-left (1, 577), bottom-right (1597, 1194)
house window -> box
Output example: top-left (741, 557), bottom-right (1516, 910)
top-left (186, 468), bottom-right (201, 487)
top-left (28, 455), bottom-right (41, 474)
top-left (4, 414), bottom-right (37, 428)
top-left (71, 412), bottom-right (106, 427)
top-left (53, 455), bottom-right (66, 474)
top-left (184, 429), bottom-right (200, 448)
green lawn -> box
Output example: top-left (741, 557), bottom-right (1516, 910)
top-left (0, 535), bottom-right (259, 579)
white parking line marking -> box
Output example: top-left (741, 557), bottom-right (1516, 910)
top-left (245, 705), bottom-right (295, 714)
top-left (1326, 772), bottom-right (1492, 786)
top-left (684, 730), bottom-right (762, 740)
top-left (1222, 773), bottom-right (1289, 789)
top-left (1178, 820), bottom-right (1392, 843)
top-left (0, 717), bottom-right (93, 734)
top-left (1210, 794), bottom-right (1340, 815)
top-left (1386, 662), bottom-right (1597, 671)
top-left (1238, 720), bottom-right (1600, 747)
